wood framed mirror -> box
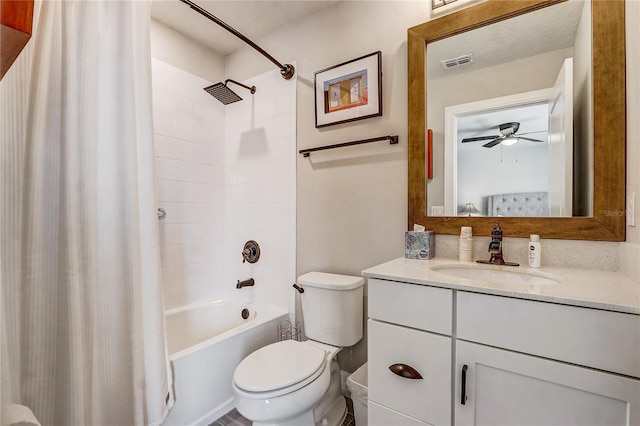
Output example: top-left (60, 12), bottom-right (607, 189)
top-left (408, 0), bottom-right (626, 241)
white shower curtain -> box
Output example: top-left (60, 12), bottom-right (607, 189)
top-left (2, 0), bottom-right (173, 424)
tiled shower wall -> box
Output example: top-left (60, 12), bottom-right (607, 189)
top-left (152, 59), bottom-right (225, 310)
top-left (151, 59), bottom-right (296, 312)
top-left (222, 69), bottom-right (297, 315)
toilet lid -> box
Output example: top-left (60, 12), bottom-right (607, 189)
top-left (234, 340), bottom-right (326, 392)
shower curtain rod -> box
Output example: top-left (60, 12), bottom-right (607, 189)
top-left (179, 0), bottom-right (295, 80)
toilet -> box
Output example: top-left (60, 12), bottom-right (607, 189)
top-left (232, 272), bottom-right (364, 426)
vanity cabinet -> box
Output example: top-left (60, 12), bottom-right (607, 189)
top-left (455, 341), bottom-right (639, 425)
top-left (367, 278), bottom-right (640, 425)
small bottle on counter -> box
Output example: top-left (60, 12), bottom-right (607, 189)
top-left (459, 226), bottom-right (473, 262)
top-left (528, 234), bottom-right (541, 268)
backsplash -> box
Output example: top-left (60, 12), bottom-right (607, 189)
top-left (620, 242), bottom-right (640, 283)
top-left (436, 234), bottom-right (619, 272)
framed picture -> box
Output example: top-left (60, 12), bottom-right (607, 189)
top-left (314, 51), bottom-right (382, 128)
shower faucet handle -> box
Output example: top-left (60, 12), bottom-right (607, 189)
top-left (241, 240), bottom-right (260, 263)
top-left (241, 248), bottom-right (251, 263)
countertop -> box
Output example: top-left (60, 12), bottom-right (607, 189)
top-left (362, 257), bottom-right (640, 315)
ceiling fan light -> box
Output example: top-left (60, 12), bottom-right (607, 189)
top-left (502, 136), bottom-right (518, 146)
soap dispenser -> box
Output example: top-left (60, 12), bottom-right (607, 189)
top-left (528, 234), bottom-right (541, 268)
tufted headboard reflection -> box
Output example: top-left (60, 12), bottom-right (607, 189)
top-left (486, 192), bottom-right (548, 217)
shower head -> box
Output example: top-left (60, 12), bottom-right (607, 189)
top-left (204, 79), bottom-right (256, 105)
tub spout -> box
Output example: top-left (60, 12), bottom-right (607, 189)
top-left (236, 278), bottom-right (255, 289)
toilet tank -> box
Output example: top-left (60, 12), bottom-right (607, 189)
top-left (298, 272), bottom-right (364, 347)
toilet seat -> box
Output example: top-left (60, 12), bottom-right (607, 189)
top-left (233, 340), bottom-right (327, 398)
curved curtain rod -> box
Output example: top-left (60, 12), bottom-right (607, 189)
top-left (178, 0), bottom-right (295, 80)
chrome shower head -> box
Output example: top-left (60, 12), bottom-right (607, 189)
top-left (204, 79), bottom-right (256, 105)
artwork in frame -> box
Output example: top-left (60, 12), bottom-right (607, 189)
top-left (314, 51), bottom-right (382, 128)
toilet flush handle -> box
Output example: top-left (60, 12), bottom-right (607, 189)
top-left (292, 283), bottom-right (304, 293)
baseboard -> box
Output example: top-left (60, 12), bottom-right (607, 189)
top-left (191, 398), bottom-right (235, 426)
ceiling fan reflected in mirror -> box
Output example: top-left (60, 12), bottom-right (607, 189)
top-left (461, 122), bottom-right (546, 148)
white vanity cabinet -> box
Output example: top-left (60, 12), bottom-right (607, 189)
top-left (455, 292), bottom-right (640, 425)
top-left (367, 277), bottom-right (640, 426)
top-left (455, 340), bottom-right (640, 425)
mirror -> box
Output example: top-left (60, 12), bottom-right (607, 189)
top-left (408, 0), bottom-right (626, 241)
top-left (426, 1), bottom-right (589, 218)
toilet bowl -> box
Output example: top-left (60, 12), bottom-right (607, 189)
top-left (233, 340), bottom-right (344, 425)
top-left (232, 272), bottom-right (364, 426)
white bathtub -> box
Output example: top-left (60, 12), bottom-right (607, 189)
top-left (161, 300), bottom-right (288, 426)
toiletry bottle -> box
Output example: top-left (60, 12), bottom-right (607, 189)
top-left (459, 226), bottom-right (473, 262)
top-left (528, 234), bottom-right (541, 268)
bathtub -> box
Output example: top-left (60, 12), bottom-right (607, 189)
top-left (161, 300), bottom-right (288, 426)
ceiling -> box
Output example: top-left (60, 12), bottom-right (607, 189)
top-left (151, 0), bottom-right (585, 64)
top-left (151, 0), bottom-right (341, 56)
top-left (427, 0), bottom-right (585, 80)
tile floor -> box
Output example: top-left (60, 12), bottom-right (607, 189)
top-left (210, 397), bottom-right (356, 426)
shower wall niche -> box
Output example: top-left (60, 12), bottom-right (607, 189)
top-left (151, 58), bottom-right (297, 313)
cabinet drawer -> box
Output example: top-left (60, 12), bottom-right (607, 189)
top-left (369, 401), bottom-right (432, 426)
top-left (368, 319), bottom-right (451, 425)
top-left (457, 292), bottom-right (640, 378)
top-left (369, 278), bottom-right (452, 335)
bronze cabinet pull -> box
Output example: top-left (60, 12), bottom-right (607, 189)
top-left (388, 363), bottom-right (424, 380)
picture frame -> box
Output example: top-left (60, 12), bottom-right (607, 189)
top-left (314, 51), bottom-right (382, 128)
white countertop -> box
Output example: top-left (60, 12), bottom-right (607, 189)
top-left (362, 257), bottom-right (640, 315)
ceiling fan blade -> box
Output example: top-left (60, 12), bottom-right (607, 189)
top-left (499, 122), bottom-right (520, 134)
top-left (519, 136), bottom-right (545, 142)
top-left (461, 135), bottom-right (500, 143)
top-left (482, 138), bottom-right (502, 148)
top-left (518, 130), bottom-right (547, 136)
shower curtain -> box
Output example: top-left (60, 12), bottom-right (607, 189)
top-left (1, 1), bottom-right (173, 424)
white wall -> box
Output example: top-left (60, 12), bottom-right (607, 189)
top-left (427, 48), bottom-right (571, 211)
top-left (620, 0), bottom-right (640, 280)
top-left (150, 19), bottom-right (224, 83)
top-left (222, 69), bottom-right (297, 314)
top-left (457, 146), bottom-right (549, 215)
top-left (572, 0), bottom-right (593, 216)
top-left (151, 58), bottom-right (226, 310)
top-left (150, 20), bottom-right (228, 309)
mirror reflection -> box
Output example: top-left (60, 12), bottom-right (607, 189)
top-left (426, 0), bottom-right (591, 218)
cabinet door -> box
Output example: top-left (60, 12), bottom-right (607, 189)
top-left (455, 341), bottom-right (640, 425)
top-left (368, 319), bottom-right (451, 425)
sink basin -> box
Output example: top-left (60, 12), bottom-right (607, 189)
top-left (431, 264), bottom-right (560, 286)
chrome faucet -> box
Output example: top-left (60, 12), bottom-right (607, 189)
top-left (477, 221), bottom-right (519, 266)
